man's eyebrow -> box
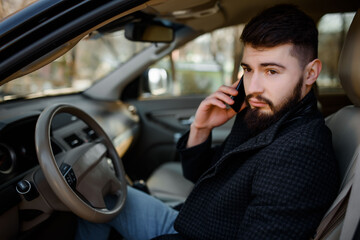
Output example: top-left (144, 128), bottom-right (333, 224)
top-left (240, 62), bottom-right (286, 69)
top-left (240, 63), bottom-right (250, 68)
top-left (260, 62), bottom-right (286, 69)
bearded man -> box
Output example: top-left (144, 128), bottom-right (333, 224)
top-left (77, 4), bottom-right (339, 240)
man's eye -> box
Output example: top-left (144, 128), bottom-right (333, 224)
top-left (267, 69), bottom-right (277, 75)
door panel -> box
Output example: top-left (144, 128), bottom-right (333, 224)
top-left (123, 96), bottom-right (233, 180)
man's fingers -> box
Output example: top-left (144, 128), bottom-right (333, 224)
top-left (199, 82), bottom-right (247, 113)
top-left (204, 90), bottom-right (235, 107)
top-left (218, 84), bottom-right (238, 96)
top-left (203, 96), bottom-right (228, 109)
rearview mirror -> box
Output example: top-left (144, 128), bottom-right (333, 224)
top-left (125, 21), bottom-right (174, 43)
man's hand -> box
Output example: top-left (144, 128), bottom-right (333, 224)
top-left (187, 80), bottom-right (246, 148)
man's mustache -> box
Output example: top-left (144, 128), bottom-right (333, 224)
top-left (245, 94), bottom-right (275, 111)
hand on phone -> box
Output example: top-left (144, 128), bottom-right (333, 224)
top-left (187, 77), bottom-right (245, 147)
top-left (230, 76), bottom-right (245, 112)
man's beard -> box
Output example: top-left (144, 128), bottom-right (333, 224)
top-left (244, 76), bottom-right (303, 135)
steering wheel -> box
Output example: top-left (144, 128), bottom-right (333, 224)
top-left (35, 103), bottom-right (127, 223)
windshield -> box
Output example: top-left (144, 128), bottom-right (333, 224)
top-left (0, 29), bottom-right (150, 102)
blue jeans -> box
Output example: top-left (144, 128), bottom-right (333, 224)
top-left (76, 186), bottom-right (178, 240)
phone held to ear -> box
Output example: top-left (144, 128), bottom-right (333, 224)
top-left (230, 76), bottom-right (245, 112)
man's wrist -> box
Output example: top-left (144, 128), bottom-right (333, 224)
top-left (187, 124), bottom-right (212, 148)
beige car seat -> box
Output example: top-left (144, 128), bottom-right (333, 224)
top-left (313, 9), bottom-right (360, 240)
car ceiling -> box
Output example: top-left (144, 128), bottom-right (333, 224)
top-left (143, 0), bottom-right (359, 32)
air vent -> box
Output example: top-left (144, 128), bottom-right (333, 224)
top-left (64, 134), bottom-right (83, 148)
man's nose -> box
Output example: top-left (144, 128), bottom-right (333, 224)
top-left (246, 72), bottom-right (264, 94)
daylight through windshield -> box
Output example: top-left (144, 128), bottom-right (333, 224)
top-left (0, 30), bottom-right (150, 101)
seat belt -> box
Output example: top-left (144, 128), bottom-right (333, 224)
top-left (313, 184), bottom-right (351, 240)
top-left (313, 151), bottom-right (360, 240)
top-left (340, 153), bottom-right (360, 240)
top-left (352, 220), bottom-right (360, 240)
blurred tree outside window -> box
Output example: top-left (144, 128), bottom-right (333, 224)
top-left (144, 25), bottom-right (244, 98)
top-left (317, 12), bottom-right (356, 93)
top-left (0, 0), bottom-right (150, 101)
top-left (0, 30), bottom-right (150, 100)
top-left (144, 12), bottom-right (356, 98)
top-left (0, 0), bottom-right (36, 19)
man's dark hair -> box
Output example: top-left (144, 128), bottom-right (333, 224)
top-left (241, 4), bottom-right (318, 68)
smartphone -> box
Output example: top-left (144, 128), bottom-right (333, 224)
top-left (230, 76), bottom-right (245, 112)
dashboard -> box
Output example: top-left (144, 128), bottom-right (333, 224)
top-left (0, 93), bottom-right (139, 233)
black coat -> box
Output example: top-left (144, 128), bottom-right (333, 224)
top-left (156, 91), bottom-right (339, 240)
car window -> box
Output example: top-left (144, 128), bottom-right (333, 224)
top-left (317, 12), bottom-right (356, 93)
top-left (0, 30), bottom-right (150, 101)
top-left (142, 25), bottom-right (244, 98)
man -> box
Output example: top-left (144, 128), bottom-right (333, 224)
top-left (77, 4), bottom-right (339, 240)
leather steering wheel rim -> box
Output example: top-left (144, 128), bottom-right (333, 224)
top-left (35, 103), bottom-right (127, 223)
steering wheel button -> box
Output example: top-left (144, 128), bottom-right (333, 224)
top-left (65, 175), bottom-right (73, 184)
top-left (60, 163), bottom-right (71, 175)
top-left (69, 171), bottom-right (77, 182)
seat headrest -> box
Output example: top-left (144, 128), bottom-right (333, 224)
top-left (338, 9), bottom-right (360, 107)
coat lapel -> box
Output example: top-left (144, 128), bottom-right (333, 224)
top-left (197, 116), bottom-right (286, 183)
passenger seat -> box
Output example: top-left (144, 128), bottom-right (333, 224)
top-left (147, 162), bottom-right (193, 206)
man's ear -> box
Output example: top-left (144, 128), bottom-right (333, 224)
top-left (304, 59), bottom-right (322, 86)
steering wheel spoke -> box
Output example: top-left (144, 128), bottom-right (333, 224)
top-left (76, 156), bottom-right (122, 209)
